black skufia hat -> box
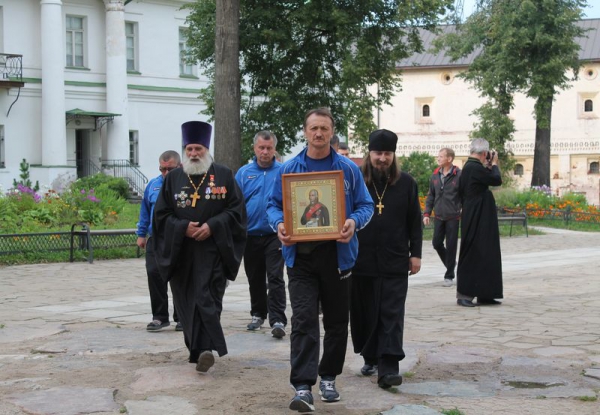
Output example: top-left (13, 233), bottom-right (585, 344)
top-left (368, 129), bottom-right (397, 152)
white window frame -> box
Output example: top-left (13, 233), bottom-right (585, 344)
top-left (415, 97), bottom-right (434, 124)
top-left (129, 131), bottom-right (139, 166)
top-left (0, 125), bottom-right (5, 169)
top-left (578, 92), bottom-right (598, 119)
top-left (179, 27), bottom-right (197, 77)
top-left (0, 7), bottom-right (4, 54)
top-left (66, 15), bottom-right (86, 68)
top-left (125, 21), bottom-right (139, 72)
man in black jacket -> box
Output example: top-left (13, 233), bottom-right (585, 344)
top-left (423, 148), bottom-right (461, 287)
top-left (350, 129), bottom-right (422, 389)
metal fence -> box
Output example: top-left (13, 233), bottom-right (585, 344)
top-left (0, 231), bottom-right (72, 255)
top-left (0, 225), bottom-right (141, 262)
top-left (500, 206), bottom-right (600, 226)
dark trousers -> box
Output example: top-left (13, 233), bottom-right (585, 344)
top-left (350, 275), bottom-right (408, 382)
top-left (432, 218), bottom-right (459, 280)
top-left (146, 237), bottom-right (177, 323)
top-left (287, 242), bottom-right (350, 388)
top-left (243, 234), bottom-right (287, 326)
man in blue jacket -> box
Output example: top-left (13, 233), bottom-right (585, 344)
top-left (235, 131), bottom-right (287, 338)
top-left (267, 108), bottom-right (374, 412)
top-left (137, 150), bottom-right (181, 331)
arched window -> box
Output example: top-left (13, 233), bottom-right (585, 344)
top-left (422, 104), bottom-right (430, 117)
top-left (590, 161), bottom-right (599, 174)
top-left (514, 164), bottom-right (524, 176)
top-left (584, 99), bottom-right (593, 112)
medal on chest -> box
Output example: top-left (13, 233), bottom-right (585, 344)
top-left (203, 174), bottom-right (228, 200)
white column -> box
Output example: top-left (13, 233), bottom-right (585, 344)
top-left (40, 0), bottom-right (67, 166)
top-left (104, 0), bottom-right (129, 161)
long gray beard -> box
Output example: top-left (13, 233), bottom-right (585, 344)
top-left (183, 153), bottom-right (213, 176)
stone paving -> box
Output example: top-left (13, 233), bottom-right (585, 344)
top-left (0, 228), bottom-right (599, 414)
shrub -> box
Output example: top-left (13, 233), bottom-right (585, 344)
top-left (70, 174), bottom-right (130, 199)
top-left (399, 152), bottom-right (437, 196)
top-left (0, 176), bottom-right (131, 232)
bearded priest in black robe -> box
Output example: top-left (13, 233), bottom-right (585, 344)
top-left (350, 129), bottom-right (423, 390)
top-left (153, 121), bottom-right (247, 373)
top-left (456, 138), bottom-right (503, 307)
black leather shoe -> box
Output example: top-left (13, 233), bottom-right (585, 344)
top-left (360, 363), bottom-right (378, 376)
top-left (378, 373), bottom-right (403, 389)
top-left (195, 350), bottom-right (215, 373)
top-left (457, 299), bottom-right (476, 307)
top-left (477, 298), bottom-right (502, 305)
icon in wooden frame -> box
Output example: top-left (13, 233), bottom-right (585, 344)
top-left (282, 171), bottom-right (346, 242)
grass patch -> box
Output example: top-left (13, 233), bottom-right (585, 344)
top-left (441, 408), bottom-right (465, 415)
top-left (528, 219), bottom-right (600, 232)
top-left (402, 371), bottom-right (415, 378)
top-left (576, 396), bottom-right (597, 402)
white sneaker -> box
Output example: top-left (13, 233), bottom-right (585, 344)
top-left (247, 315), bottom-right (264, 330)
top-left (443, 279), bottom-right (453, 287)
top-left (271, 322), bottom-right (286, 338)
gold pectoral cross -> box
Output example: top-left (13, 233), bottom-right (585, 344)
top-left (191, 192), bottom-right (201, 207)
top-left (376, 201), bottom-right (384, 215)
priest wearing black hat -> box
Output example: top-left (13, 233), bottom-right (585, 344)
top-left (350, 129), bottom-right (423, 389)
top-left (153, 121), bottom-right (247, 373)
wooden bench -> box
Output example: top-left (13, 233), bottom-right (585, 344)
top-left (69, 223), bottom-right (140, 263)
top-left (497, 211), bottom-right (528, 237)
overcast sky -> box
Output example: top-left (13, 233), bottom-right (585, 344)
top-left (461, 0), bottom-right (600, 20)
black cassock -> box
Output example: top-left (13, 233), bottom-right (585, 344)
top-left (350, 172), bottom-right (422, 365)
top-left (457, 157), bottom-right (503, 299)
top-left (153, 164), bottom-right (246, 361)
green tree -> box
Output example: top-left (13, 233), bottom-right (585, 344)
top-left (13, 158), bottom-right (40, 192)
top-left (436, 0), bottom-right (588, 187)
top-left (399, 152), bottom-right (437, 196)
top-left (185, 0), bottom-right (453, 162)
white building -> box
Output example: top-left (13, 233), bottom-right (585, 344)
top-left (0, 0), bottom-right (207, 194)
top-left (375, 19), bottom-right (600, 205)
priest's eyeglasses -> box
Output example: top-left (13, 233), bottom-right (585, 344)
top-left (159, 166), bottom-right (176, 173)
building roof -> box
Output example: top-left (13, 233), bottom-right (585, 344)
top-left (397, 18), bottom-right (600, 70)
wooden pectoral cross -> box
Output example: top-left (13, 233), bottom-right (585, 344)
top-left (191, 192), bottom-right (201, 207)
top-left (376, 201), bottom-right (384, 215)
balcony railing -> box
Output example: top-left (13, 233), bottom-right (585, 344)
top-left (0, 53), bottom-right (23, 84)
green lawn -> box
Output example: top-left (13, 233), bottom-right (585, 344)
top-left (1, 204), bottom-right (596, 266)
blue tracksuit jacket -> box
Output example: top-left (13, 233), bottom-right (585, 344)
top-left (266, 147), bottom-right (374, 270)
top-left (235, 157), bottom-right (282, 236)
